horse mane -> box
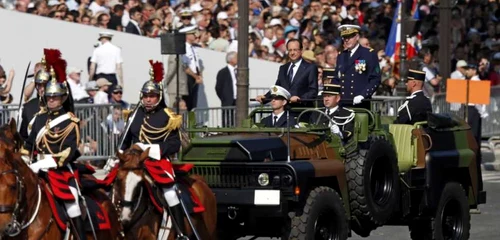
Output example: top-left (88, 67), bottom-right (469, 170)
top-left (119, 145), bottom-right (147, 170)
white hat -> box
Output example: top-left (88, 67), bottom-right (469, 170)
top-left (269, 18), bottom-right (282, 27)
top-left (456, 60), bottom-right (467, 68)
top-left (67, 67), bottom-right (83, 75)
top-left (269, 85), bottom-right (291, 100)
top-left (190, 3), bottom-right (203, 12)
top-left (217, 11), bottom-right (229, 20)
top-left (179, 25), bottom-right (197, 34)
top-left (85, 81), bottom-right (99, 91)
top-left (338, 24), bottom-right (361, 37)
top-left (98, 31), bottom-right (114, 40)
top-left (180, 8), bottom-right (193, 17)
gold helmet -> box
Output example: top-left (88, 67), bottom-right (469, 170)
top-left (34, 57), bottom-right (51, 84)
top-left (43, 49), bottom-right (68, 97)
top-left (140, 60), bottom-right (165, 108)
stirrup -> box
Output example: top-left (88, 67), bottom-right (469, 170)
top-left (175, 236), bottom-right (189, 240)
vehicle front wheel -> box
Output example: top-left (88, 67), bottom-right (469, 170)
top-left (288, 186), bottom-right (349, 240)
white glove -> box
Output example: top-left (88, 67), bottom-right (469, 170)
top-left (21, 155), bottom-right (31, 165)
top-left (29, 157), bottom-right (57, 174)
top-left (104, 157), bottom-right (119, 173)
top-left (134, 143), bottom-right (161, 160)
top-left (480, 112), bottom-right (489, 119)
top-left (353, 95), bottom-right (364, 105)
top-left (330, 125), bottom-right (343, 139)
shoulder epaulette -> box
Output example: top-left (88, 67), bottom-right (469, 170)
top-left (369, 48), bottom-right (374, 52)
top-left (68, 112), bottom-right (80, 123)
top-left (164, 108), bottom-right (182, 130)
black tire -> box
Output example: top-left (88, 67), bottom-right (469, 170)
top-left (409, 182), bottom-right (470, 240)
top-left (288, 186), bottom-right (349, 240)
top-left (345, 138), bottom-right (400, 231)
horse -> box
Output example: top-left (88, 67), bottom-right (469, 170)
top-left (112, 145), bottom-right (217, 240)
top-left (0, 119), bottom-right (122, 239)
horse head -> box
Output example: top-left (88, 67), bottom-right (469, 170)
top-left (114, 145), bottom-right (152, 226)
top-left (0, 144), bottom-right (24, 235)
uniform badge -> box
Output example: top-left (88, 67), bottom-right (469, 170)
top-left (272, 86), bottom-right (278, 93)
top-left (354, 60), bottom-right (366, 74)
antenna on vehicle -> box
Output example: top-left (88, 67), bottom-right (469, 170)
top-left (286, 104), bottom-right (291, 162)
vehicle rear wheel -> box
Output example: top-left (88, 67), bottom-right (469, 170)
top-left (288, 187), bottom-right (349, 240)
top-left (345, 138), bottom-right (400, 235)
top-left (409, 182), bottom-right (470, 240)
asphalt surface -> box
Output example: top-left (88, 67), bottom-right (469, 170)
top-left (237, 170), bottom-right (500, 240)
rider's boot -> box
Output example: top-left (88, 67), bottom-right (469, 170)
top-left (170, 204), bottom-right (188, 239)
top-left (72, 217), bottom-right (87, 240)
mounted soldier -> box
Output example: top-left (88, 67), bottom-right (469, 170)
top-left (19, 56), bottom-right (51, 140)
top-left (118, 60), bottom-right (189, 236)
top-left (19, 49), bottom-right (86, 240)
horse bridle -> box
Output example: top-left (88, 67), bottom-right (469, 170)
top-left (0, 168), bottom-right (42, 237)
top-left (115, 166), bottom-right (149, 228)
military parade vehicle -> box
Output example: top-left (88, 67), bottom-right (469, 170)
top-left (178, 103), bottom-right (486, 240)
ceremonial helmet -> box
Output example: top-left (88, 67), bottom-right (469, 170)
top-left (43, 49), bottom-right (75, 112)
top-left (34, 57), bottom-right (51, 84)
top-left (140, 60), bottom-right (166, 108)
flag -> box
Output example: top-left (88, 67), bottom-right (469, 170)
top-left (412, 0), bottom-right (420, 20)
top-left (384, 1), bottom-right (417, 63)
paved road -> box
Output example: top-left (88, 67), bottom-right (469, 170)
top-left (238, 170), bottom-right (500, 239)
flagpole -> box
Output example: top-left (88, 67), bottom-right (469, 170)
top-left (399, 0), bottom-right (407, 82)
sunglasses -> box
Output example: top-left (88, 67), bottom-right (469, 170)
top-left (113, 91), bottom-right (123, 94)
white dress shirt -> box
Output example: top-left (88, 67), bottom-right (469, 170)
top-left (287, 58), bottom-right (302, 82)
top-left (349, 44), bottom-right (360, 57)
top-left (90, 42), bottom-right (123, 74)
top-left (185, 42), bottom-right (201, 74)
top-left (227, 64), bottom-right (237, 100)
top-left (272, 111), bottom-right (285, 125)
top-left (67, 78), bottom-right (89, 101)
top-left (94, 90), bottom-right (109, 104)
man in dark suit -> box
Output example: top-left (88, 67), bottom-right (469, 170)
top-left (333, 24), bottom-right (381, 109)
top-left (394, 69), bottom-right (432, 125)
top-left (261, 85), bottom-right (297, 128)
top-left (308, 84), bottom-right (355, 141)
top-left (215, 51), bottom-right (238, 127)
top-left (19, 66), bottom-right (50, 140)
top-left (255, 39), bottom-right (318, 107)
top-left (125, 6), bottom-right (142, 35)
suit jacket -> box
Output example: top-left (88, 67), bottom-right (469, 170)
top-left (309, 107), bottom-right (355, 140)
top-left (333, 45), bottom-right (381, 100)
top-left (265, 59), bottom-right (318, 104)
top-left (20, 97), bottom-right (42, 140)
top-left (125, 21), bottom-right (141, 35)
top-left (394, 91), bottom-right (432, 125)
top-left (261, 112), bottom-right (297, 128)
top-left (215, 66), bottom-right (236, 106)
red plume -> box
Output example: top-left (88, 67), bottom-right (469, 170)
top-left (149, 60), bottom-right (164, 83)
top-left (43, 48), bottom-right (67, 83)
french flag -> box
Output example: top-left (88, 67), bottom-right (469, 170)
top-left (385, 1), bottom-right (418, 63)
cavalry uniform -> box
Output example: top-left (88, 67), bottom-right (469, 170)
top-left (20, 49), bottom-right (86, 240)
top-left (394, 70), bottom-right (432, 125)
top-left (19, 58), bottom-right (51, 140)
top-left (333, 24), bottom-right (381, 109)
top-left (119, 60), bottom-right (191, 237)
top-left (310, 84), bottom-right (355, 141)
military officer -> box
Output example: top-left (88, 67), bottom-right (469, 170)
top-left (309, 84), bottom-right (355, 141)
top-left (333, 24), bottom-right (381, 109)
top-left (394, 69), bottom-right (432, 124)
top-left (19, 56), bottom-right (50, 140)
top-left (261, 85), bottom-right (296, 128)
top-left (119, 60), bottom-right (187, 236)
top-left (20, 49), bottom-right (85, 240)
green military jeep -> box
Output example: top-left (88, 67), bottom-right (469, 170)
top-left (179, 106), bottom-right (486, 240)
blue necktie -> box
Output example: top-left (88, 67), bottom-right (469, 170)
top-left (288, 63), bottom-right (295, 83)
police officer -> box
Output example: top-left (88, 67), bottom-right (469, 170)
top-left (333, 24), bottom-right (381, 109)
top-left (19, 56), bottom-right (50, 140)
top-left (119, 60), bottom-right (187, 236)
top-left (260, 85), bottom-right (296, 128)
top-left (309, 84), bottom-right (355, 141)
top-left (394, 69), bottom-right (432, 124)
top-left (20, 49), bottom-right (85, 240)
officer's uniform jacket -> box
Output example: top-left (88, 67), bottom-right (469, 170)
top-left (24, 108), bottom-right (81, 167)
top-left (20, 97), bottom-right (47, 140)
top-left (121, 105), bottom-right (182, 159)
top-left (394, 90), bottom-right (432, 125)
top-left (310, 106), bottom-right (355, 140)
top-left (333, 44), bottom-right (381, 99)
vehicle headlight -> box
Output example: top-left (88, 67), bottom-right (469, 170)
top-left (258, 173), bottom-right (270, 186)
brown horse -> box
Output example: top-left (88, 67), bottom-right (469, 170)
top-left (113, 145), bottom-right (217, 240)
top-left (0, 119), bottom-right (122, 239)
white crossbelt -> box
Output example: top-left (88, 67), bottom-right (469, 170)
top-left (35, 113), bottom-right (71, 145)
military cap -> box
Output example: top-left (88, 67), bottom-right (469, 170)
top-left (338, 24), bottom-right (361, 37)
top-left (323, 68), bottom-right (335, 79)
top-left (179, 25), bottom-right (197, 34)
top-left (113, 84), bottom-right (123, 93)
top-left (85, 81), bottom-right (99, 91)
top-left (180, 9), bottom-right (193, 17)
top-left (407, 69), bottom-right (426, 81)
top-left (269, 85), bottom-right (291, 100)
top-left (321, 84), bottom-right (341, 95)
top-left (98, 31), bottom-right (114, 40)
